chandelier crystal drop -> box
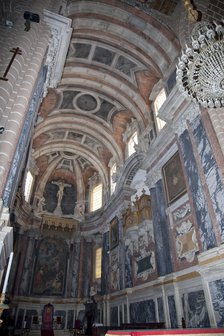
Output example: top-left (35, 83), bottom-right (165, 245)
top-left (176, 20), bottom-right (224, 108)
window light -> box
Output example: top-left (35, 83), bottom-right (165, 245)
top-left (128, 131), bottom-right (138, 157)
top-left (154, 88), bottom-right (167, 131)
top-left (95, 247), bottom-right (102, 279)
top-left (110, 163), bottom-right (117, 195)
top-left (90, 183), bottom-right (103, 212)
top-left (24, 171), bottom-right (34, 203)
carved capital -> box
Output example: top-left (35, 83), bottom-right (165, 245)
top-left (146, 168), bottom-right (162, 189)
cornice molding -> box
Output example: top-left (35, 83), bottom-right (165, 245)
top-left (43, 10), bottom-right (73, 95)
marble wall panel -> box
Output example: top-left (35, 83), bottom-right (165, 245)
top-left (25, 309), bottom-right (38, 329)
top-left (168, 295), bottom-right (178, 328)
top-left (124, 304), bottom-right (127, 323)
top-left (43, 181), bottom-right (77, 215)
top-left (110, 306), bottom-right (118, 326)
top-left (111, 248), bottom-right (119, 291)
top-left (60, 184), bottom-right (76, 215)
top-left (67, 310), bottom-right (74, 329)
top-left (209, 279), bottom-right (224, 327)
top-left (101, 231), bottom-right (110, 295)
top-left (129, 299), bottom-right (156, 323)
top-left (118, 218), bottom-right (125, 291)
top-left (179, 130), bottom-right (217, 250)
top-left (77, 310), bottom-right (85, 324)
top-left (82, 241), bottom-right (93, 298)
top-left (157, 297), bottom-right (165, 323)
top-left (124, 244), bottom-right (133, 288)
top-left (119, 305), bottom-right (122, 324)
top-left (183, 290), bottom-right (210, 328)
top-left (43, 181), bottom-right (58, 213)
top-left (71, 241), bottom-right (81, 298)
top-left (191, 116), bottom-right (224, 241)
top-left (150, 180), bottom-right (173, 276)
top-left (54, 310), bottom-right (66, 329)
top-left (16, 308), bottom-right (25, 329)
top-left (19, 237), bottom-right (35, 296)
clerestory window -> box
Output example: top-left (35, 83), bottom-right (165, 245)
top-left (95, 247), bottom-right (102, 279)
top-left (90, 183), bottom-right (103, 212)
top-left (110, 163), bottom-right (117, 195)
top-left (153, 88), bottom-right (167, 131)
top-left (128, 131), bottom-right (138, 157)
top-left (24, 171), bottom-right (34, 203)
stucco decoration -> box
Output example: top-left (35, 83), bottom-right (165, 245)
top-left (173, 203), bottom-right (191, 221)
top-left (176, 219), bottom-right (199, 262)
top-left (43, 10), bottom-right (72, 95)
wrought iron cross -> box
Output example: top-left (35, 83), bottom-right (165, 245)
top-left (0, 47), bottom-right (22, 81)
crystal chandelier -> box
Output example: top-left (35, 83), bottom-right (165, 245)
top-left (176, 20), bottom-right (224, 108)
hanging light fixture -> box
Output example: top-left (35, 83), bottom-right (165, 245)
top-left (176, 1), bottom-right (224, 108)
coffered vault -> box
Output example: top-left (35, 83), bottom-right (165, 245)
top-left (29, 0), bottom-right (180, 217)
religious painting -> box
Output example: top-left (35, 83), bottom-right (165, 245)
top-left (110, 216), bottom-right (119, 249)
top-left (32, 237), bottom-right (68, 296)
top-left (162, 151), bottom-right (187, 204)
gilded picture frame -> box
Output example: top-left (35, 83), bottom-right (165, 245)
top-left (162, 151), bottom-right (186, 204)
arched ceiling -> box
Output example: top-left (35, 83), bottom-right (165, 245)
top-left (31, 0), bottom-right (180, 216)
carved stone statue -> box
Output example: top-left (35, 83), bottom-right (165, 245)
top-left (52, 180), bottom-right (71, 207)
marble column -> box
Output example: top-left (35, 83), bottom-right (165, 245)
top-left (150, 180), bottom-right (173, 276)
top-left (71, 239), bottom-right (81, 298)
top-left (162, 285), bottom-right (170, 328)
top-left (190, 115), bottom-right (224, 242)
top-left (101, 230), bottom-right (110, 295)
top-left (126, 289), bottom-right (131, 323)
top-left (173, 282), bottom-right (183, 328)
top-left (200, 272), bottom-right (217, 327)
top-left (179, 129), bottom-right (217, 251)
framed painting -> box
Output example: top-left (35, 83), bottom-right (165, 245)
top-left (162, 151), bottom-right (186, 204)
top-left (110, 216), bottom-right (119, 249)
top-left (32, 237), bottom-right (67, 296)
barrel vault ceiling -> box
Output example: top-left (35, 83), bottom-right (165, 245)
top-left (30, 0), bottom-right (180, 216)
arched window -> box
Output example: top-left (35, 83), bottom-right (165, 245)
top-left (110, 163), bottom-right (117, 195)
top-left (24, 171), bottom-right (34, 203)
top-left (90, 183), bottom-right (103, 212)
top-left (154, 88), bottom-right (167, 131)
top-left (128, 131), bottom-right (138, 157)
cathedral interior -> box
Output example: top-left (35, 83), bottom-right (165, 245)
top-left (0, 0), bottom-right (224, 335)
